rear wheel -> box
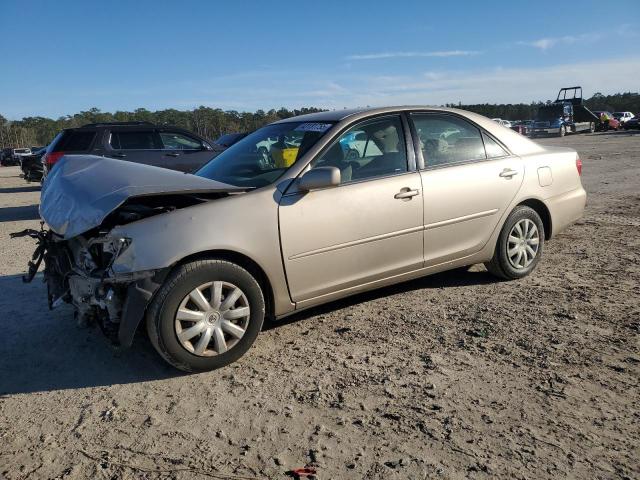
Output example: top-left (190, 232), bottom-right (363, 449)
top-left (147, 259), bottom-right (265, 372)
top-left (485, 206), bottom-right (544, 280)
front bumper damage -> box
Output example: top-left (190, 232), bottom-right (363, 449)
top-left (13, 155), bottom-right (244, 348)
top-left (12, 226), bottom-right (168, 347)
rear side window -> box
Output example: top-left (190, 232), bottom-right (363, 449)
top-left (53, 130), bottom-right (96, 152)
top-left (411, 113), bottom-right (486, 167)
top-left (110, 131), bottom-right (158, 150)
top-left (482, 133), bottom-right (509, 158)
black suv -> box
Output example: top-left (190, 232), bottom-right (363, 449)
top-left (43, 122), bottom-right (222, 176)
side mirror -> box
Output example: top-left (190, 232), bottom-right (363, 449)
top-left (298, 166), bottom-right (340, 191)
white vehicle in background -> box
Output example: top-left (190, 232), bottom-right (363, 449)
top-left (10, 148), bottom-right (32, 166)
top-left (613, 112), bottom-right (634, 124)
top-left (492, 118), bottom-right (512, 128)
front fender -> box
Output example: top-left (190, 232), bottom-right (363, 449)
top-left (110, 187), bottom-right (294, 316)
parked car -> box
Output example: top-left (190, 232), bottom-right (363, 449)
top-left (613, 112), bottom-right (634, 124)
top-left (593, 111), bottom-right (621, 131)
top-left (42, 122), bottom-right (223, 178)
top-left (509, 120), bottom-right (529, 136)
top-left (621, 114), bottom-right (640, 130)
top-left (492, 118), bottom-right (512, 127)
top-left (18, 106), bottom-right (586, 372)
top-left (0, 148), bottom-right (11, 165)
top-left (1, 147), bottom-right (31, 166)
top-left (622, 114), bottom-right (640, 130)
top-left (214, 132), bottom-right (249, 148)
top-left (20, 146), bottom-right (47, 182)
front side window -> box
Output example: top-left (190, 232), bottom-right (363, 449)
top-left (411, 114), bottom-right (486, 167)
top-left (110, 131), bottom-right (158, 150)
top-left (160, 132), bottom-right (203, 150)
top-left (311, 115), bottom-right (407, 183)
top-left (196, 121), bottom-right (334, 188)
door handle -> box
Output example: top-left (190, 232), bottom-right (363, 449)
top-left (394, 188), bottom-right (420, 200)
top-left (499, 168), bottom-right (519, 178)
top-left (111, 153), bottom-right (126, 158)
top-left (165, 152), bottom-right (180, 157)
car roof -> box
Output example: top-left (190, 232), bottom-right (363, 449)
top-left (275, 105), bottom-right (544, 157)
top-left (273, 105), bottom-right (479, 124)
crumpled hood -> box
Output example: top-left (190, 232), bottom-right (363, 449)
top-left (40, 155), bottom-right (243, 239)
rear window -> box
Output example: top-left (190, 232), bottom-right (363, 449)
top-left (53, 130), bottom-right (96, 152)
top-left (110, 131), bottom-right (157, 150)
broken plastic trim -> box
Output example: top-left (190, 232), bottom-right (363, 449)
top-left (10, 225), bottom-right (50, 283)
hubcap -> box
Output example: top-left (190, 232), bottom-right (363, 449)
top-left (507, 219), bottom-right (540, 269)
top-left (174, 281), bottom-right (250, 357)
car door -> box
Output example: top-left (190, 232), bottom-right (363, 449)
top-left (410, 112), bottom-right (524, 266)
top-left (104, 129), bottom-right (162, 166)
top-left (157, 130), bottom-right (217, 173)
top-left (279, 114), bottom-right (424, 303)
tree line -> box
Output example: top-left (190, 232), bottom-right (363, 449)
top-left (1, 91), bottom-right (638, 148)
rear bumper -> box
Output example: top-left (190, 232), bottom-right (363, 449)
top-left (546, 187), bottom-right (587, 238)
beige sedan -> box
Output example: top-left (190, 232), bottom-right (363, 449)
top-left (34, 107), bottom-right (586, 371)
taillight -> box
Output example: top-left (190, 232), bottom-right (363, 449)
top-left (576, 156), bottom-right (582, 176)
top-left (44, 151), bottom-right (65, 168)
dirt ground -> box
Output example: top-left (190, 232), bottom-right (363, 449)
top-left (0, 130), bottom-right (638, 480)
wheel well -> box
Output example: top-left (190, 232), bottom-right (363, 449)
top-left (176, 250), bottom-right (275, 320)
top-left (518, 199), bottom-right (552, 240)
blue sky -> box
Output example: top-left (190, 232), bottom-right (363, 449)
top-left (1, 0), bottom-right (638, 119)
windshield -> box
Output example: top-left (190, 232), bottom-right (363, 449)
top-left (196, 121), bottom-right (334, 187)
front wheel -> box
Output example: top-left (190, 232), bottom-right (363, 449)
top-left (485, 206), bottom-right (545, 280)
top-left (589, 122), bottom-right (595, 133)
top-left (147, 259), bottom-right (265, 372)
top-left (558, 125), bottom-right (566, 137)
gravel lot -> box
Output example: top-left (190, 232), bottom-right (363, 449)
top-left (0, 131), bottom-right (638, 479)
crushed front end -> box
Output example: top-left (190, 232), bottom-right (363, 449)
top-left (12, 225), bottom-right (168, 346)
top-left (13, 155), bottom-right (244, 347)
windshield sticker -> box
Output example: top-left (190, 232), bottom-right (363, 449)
top-left (294, 123), bottom-right (333, 133)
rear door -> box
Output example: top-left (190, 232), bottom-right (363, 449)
top-left (157, 130), bottom-right (217, 172)
top-left (104, 129), bottom-right (162, 167)
top-left (410, 112), bottom-right (524, 266)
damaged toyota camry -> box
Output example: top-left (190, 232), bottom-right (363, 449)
top-left (15, 107), bottom-right (586, 372)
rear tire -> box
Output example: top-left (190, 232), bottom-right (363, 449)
top-left (146, 259), bottom-right (265, 372)
top-left (485, 206), bottom-right (545, 280)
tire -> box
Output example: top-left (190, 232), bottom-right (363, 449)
top-left (485, 206), bottom-right (545, 280)
top-left (589, 122), bottom-right (595, 133)
top-left (146, 259), bottom-right (265, 372)
top-left (558, 125), bottom-right (566, 137)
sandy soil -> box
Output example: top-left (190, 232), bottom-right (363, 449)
top-left (0, 131), bottom-right (638, 479)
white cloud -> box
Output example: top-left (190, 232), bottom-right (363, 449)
top-left (346, 50), bottom-right (481, 60)
top-left (518, 33), bottom-right (601, 50)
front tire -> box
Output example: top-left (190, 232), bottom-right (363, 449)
top-left (485, 206), bottom-right (545, 280)
top-left (147, 259), bottom-right (265, 372)
top-left (558, 125), bottom-right (566, 137)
